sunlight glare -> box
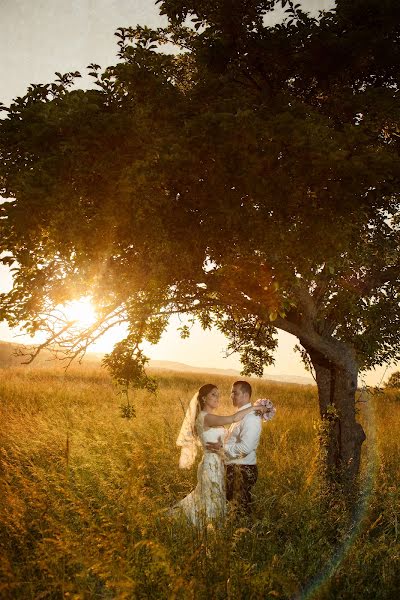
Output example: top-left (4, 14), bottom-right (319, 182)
top-left (61, 297), bottom-right (98, 329)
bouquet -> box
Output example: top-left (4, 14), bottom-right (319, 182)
top-left (254, 398), bottom-right (276, 422)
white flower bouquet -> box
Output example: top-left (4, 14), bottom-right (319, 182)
top-left (254, 398), bottom-right (276, 422)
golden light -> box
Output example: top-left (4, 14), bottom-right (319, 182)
top-left (52, 296), bottom-right (128, 353)
top-left (61, 297), bottom-right (98, 329)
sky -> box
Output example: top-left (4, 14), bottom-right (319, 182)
top-left (0, 0), bottom-right (395, 386)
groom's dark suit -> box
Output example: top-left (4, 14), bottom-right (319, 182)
top-left (224, 404), bottom-right (262, 514)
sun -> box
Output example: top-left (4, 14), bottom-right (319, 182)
top-left (61, 297), bottom-right (98, 329)
top-left (52, 296), bottom-right (128, 353)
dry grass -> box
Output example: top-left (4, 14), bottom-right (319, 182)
top-left (0, 366), bottom-right (399, 599)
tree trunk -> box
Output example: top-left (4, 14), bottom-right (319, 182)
top-left (274, 306), bottom-right (367, 487)
top-left (307, 347), bottom-right (366, 486)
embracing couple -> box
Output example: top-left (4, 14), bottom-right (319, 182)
top-left (173, 381), bottom-right (272, 526)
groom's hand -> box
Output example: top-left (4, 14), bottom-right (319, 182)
top-left (206, 441), bottom-right (223, 454)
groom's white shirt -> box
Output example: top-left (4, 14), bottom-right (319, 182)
top-left (224, 402), bottom-right (262, 465)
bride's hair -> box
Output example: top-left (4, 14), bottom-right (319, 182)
top-left (194, 383), bottom-right (217, 431)
top-left (197, 383), bottom-right (217, 409)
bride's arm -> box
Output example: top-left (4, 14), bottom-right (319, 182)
top-left (204, 405), bottom-right (262, 427)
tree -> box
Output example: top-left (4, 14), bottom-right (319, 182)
top-left (385, 372), bottom-right (400, 389)
top-left (0, 0), bottom-right (399, 486)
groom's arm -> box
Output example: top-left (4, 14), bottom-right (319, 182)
top-left (224, 414), bottom-right (262, 460)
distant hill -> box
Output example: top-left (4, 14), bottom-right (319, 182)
top-left (0, 340), bottom-right (314, 385)
top-left (148, 359), bottom-right (314, 385)
top-left (0, 340), bottom-right (40, 368)
top-left (0, 340), bottom-right (100, 369)
top-left (148, 360), bottom-right (239, 377)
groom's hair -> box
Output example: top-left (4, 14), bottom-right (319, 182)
top-left (233, 380), bottom-right (252, 398)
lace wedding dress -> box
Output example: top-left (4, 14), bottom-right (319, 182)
top-left (174, 411), bottom-right (226, 526)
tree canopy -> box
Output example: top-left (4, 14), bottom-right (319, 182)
top-left (1, 0), bottom-right (399, 380)
top-left (385, 371), bottom-right (400, 389)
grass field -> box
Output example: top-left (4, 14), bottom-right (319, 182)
top-left (0, 366), bottom-right (399, 599)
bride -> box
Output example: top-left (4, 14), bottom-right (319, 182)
top-left (173, 383), bottom-right (266, 526)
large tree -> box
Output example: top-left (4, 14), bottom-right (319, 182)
top-left (1, 0), bottom-right (399, 485)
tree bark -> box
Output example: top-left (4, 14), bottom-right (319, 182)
top-left (265, 300), bottom-right (367, 486)
top-left (306, 346), bottom-right (366, 486)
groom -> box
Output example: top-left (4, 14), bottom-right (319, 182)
top-left (207, 380), bottom-right (262, 515)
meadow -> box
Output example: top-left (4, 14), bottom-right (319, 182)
top-left (0, 366), bottom-right (399, 599)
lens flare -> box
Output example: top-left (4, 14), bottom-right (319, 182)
top-left (298, 385), bottom-right (377, 599)
top-left (61, 297), bottom-right (97, 329)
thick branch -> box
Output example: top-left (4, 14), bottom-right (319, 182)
top-left (274, 314), bottom-right (357, 372)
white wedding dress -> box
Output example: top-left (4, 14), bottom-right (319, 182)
top-left (175, 411), bottom-right (227, 526)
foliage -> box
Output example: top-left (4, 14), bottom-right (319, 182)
top-left (103, 338), bottom-right (155, 392)
top-left (0, 366), bottom-right (399, 599)
top-left (0, 0), bottom-right (399, 401)
top-left (384, 370), bottom-right (400, 389)
top-left (102, 337), bottom-right (157, 417)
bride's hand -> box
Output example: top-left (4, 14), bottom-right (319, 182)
top-left (206, 441), bottom-right (223, 455)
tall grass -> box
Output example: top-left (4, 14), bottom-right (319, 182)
top-left (0, 366), bottom-right (399, 599)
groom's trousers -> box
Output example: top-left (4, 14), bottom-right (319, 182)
top-left (225, 464), bottom-right (258, 515)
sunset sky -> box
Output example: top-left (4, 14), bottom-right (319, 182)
top-left (0, 0), bottom-right (395, 385)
